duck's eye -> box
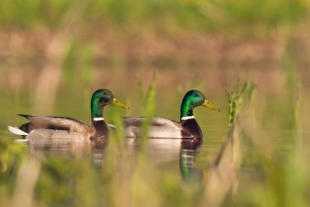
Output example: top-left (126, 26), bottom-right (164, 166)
top-left (194, 93), bottom-right (199, 97)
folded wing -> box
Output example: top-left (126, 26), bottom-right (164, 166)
top-left (123, 117), bottom-right (183, 138)
top-left (18, 114), bottom-right (94, 136)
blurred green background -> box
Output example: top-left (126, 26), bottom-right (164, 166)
top-left (1, 0), bottom-right (309, 115)
top-left (1, 0), bottom-right (310, 206)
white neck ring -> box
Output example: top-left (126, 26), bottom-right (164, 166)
top-left (93, 117), bottom-right (104, 121)
top-left (181, 116), bottom-right (195, 121)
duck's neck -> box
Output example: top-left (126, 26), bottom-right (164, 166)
top-left (91, 104), bottom-right (108, 138)
top-left (180, 99), bottom-right (202, 139)
top-left (180, 101), bottom-right (194, 121)
top-left (91, 101), bottom-right (103, 119)
top-left (92, 118), bottom-right (108, 138)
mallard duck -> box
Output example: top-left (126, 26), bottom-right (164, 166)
top-left (123, 90), bottom-right (219, 139)
top-left (8, 89), bottom-right (129, 142)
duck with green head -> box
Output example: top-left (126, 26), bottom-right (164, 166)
top-left (123, 90), bottom-right (219, 139)
top-left (8, 89), bottom-right (129, 141)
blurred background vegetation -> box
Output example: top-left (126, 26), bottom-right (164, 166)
top-left (1, 0), bottom-right (309, 93)
top-left (1, 0), bottom-right (309, 114)
top-left (1, 0), bottom-right (310, 206)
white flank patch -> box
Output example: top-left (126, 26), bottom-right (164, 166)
top-left (15, 139), bottom-right (29, 143)
top-left (181, 116), bottom-right (195, 121)
top-left (93, 117), bottom-right (104, 121)
top-left (108, 124), bottom-right (116, 129)
top-left (8, 126), bottom-right (28, 136)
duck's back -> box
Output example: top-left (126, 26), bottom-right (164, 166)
top-left (124, 117), bottom-right (183, 138)
top-left (20, 115), bottom-right (95, 137)
top-left (27, 129), bottom-right (90, 145)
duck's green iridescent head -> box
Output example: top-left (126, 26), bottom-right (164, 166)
top-left (91, 89), bottom-right (129, 118)
top-left (180, 90), bottom-right (219, 119)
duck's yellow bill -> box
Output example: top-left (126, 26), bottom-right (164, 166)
top-left (112, 98), bottom-right (130, 109)
top-left (202, 99), bottom-right (220, 111)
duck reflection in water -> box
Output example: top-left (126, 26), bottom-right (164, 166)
top-left (23, 135), bottom-right (109, 171)
top-left (125, 137), bottom-right (204, 182)
top-left (179, 138), bottom-right (203, 182)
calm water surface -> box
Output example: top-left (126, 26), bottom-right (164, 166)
top-left (2, 112), bottom-right (304, 175)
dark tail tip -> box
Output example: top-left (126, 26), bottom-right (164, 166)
top-left (17, 114), bottom-right (32, 120)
